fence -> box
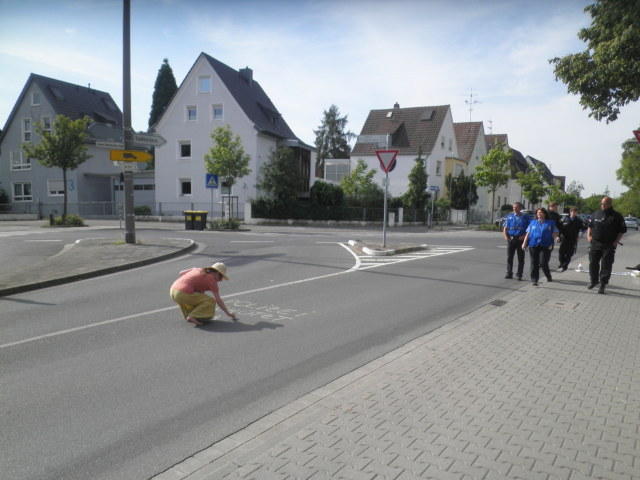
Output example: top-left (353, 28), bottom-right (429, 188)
top-left (0, 200), bottom-right (244, 221)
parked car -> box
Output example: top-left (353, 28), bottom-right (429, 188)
top-left (624, 216), bottom-right (638, 230)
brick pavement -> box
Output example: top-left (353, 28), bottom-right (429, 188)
top-left (154, 238), bottom-right (640, 480)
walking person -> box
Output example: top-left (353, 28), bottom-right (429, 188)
top-left (169, 262), bottom-right (236, 326)
top-left (522, 207), bottom-right (559, 286)
top-left (547, 201), bottom-right (563, 264)
top-left (558, 206), bottom-right (585, 271)
top-left (503, 202), bottom-right (530, 280)
top-left (587, 196), bottom-right (626, 294)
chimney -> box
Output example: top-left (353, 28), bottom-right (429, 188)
top-left (239, 67), bottom-right (253, 85)
top-left (394, 102), bottom-right (400, 109)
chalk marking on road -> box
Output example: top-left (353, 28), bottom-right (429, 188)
top-left (229, 241), bottom-right (275, 243)
top-left (1, 244), bottom-right (476, 349)
top-left (24, 239), bottom-right (63, 242)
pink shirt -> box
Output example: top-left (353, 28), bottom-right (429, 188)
top-left (171, 268), bottom-right (219, 295)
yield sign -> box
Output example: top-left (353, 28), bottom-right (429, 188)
top-left (376, 150), bottom-right (399, 173)
top-left (634, 130), bottom-right (640, 144)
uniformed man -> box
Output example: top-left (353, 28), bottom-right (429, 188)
top-left (558, 206), bottom-right (585, 271)
top-left (587, 196), bottom-right (626, 294)
top-left (503, 202), bottom-right (530, 280)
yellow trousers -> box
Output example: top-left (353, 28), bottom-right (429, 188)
top-left (170, 288), bottom-right (216, 320)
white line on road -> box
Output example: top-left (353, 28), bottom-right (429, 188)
top-left (1, 244), bottom-right (473, 349)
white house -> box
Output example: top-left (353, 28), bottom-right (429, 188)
top-left (351, 104), bottom-right (457, 198)
top-left (152, 52), bottom-right (314, 218)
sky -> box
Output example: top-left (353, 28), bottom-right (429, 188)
top-left (1, 0), bottom-right (639, 198)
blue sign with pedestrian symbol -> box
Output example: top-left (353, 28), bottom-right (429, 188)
top-left (206, 173), bottom-right (219, 189)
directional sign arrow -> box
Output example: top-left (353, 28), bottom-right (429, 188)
top-left (125, 131), bottom-right (167, 147)
top-left (110, 150), bottom-right (153, 162)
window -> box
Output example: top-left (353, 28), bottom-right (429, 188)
top-left (179, 141), bottom-right (191, 159)
top-left (32, 92), bottom-right (41, 105)
top-left (441, 136), bottom-right (445, 149)
top-left (41, 116), bottom-right (51, 133)
top-left (179, 179), bottom-right (192, 196)
top-left (10, 150), bottom-right (31, 170)
top-left (13, 182), bottom-right (32, 202)
top-left (325, 160), bottom-right (350, 183)
top-left (23, 119), bottom-right (32, 142)
top-left (449, 138), bottom-right (453, 152)
top-left (198, 76), bottom-right (211, 94)
top-left (436, 160), bottom-right (442, 176)
top-left (48, 179), bottom-right (65, 197)
top-left (212, 104), bottom-right (223, 120)
top-left (187, 105), bottom-right (197, 121)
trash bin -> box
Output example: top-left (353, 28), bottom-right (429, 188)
top-left (192, 211), bottom-right (208, 230)
top-left (183, 211), bottom-right (195, 230)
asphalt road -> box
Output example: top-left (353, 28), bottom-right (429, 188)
top-left (0, 224), bottom-right (566, 480)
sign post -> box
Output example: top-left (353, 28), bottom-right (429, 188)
top-left (376, 150), bottom-right (399, 247)
top-left (206, 173), bottom-right (219, 219)
top-left (429, 185), bottom-right (439, 228)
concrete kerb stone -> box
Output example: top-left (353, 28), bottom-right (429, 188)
top-left (348, 239), bottom-right (429, 256)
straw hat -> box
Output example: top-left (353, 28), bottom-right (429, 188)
top-left (209, 262), bottom-right (229, 280)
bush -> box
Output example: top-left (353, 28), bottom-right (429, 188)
top-left (310, 181), bottom-right (344, 206)
top-left (209, 218), bottom-right (240, 230)
top-left (50, 214), bottom-right (85, 226)
top-left (134, 205), bottom-right (152, 215)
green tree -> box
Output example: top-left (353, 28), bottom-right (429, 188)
top-left (204, 125), bottom-right (251, 219)
top-left (403, 148), bottom-right (429, 214)
top-left (549, 0), bottom-right (640, 123)
top-left (446, 170), bottom-right (478, 210)
top-left (474, 143), bottom-right (511, 223)
top-left (148, 58), bottom-right (178, 128)
top-left (22, 114), bottom-right (91, 223)
top-left (616, 134), bottom-right (640, 191)
top-left (256, 147), bottom-right (302, 211)
top-left (313, 105), bottom-right (355, 177)
top-left (583, 194), bottom-right (602, 214)
top-left (310, 181), bottom-right (344, 206)
top-left (340, 159), bottom-right (383, 206)
top-left (615, 188), bottom-right (640, 216)
top-left (517, 164), bottom-right (548, 207)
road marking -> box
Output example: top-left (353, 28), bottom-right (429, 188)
top-left (0, 244), bottom-right (473, 349)
top-left (229, 241), bottom-right (274, 243)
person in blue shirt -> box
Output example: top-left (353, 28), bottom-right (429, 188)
top-left (522, 207), bottom-right (559, 286)
top-left (502, 202), bottom-right (530, 280)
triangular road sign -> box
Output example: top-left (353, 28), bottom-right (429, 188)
top-left (376, 150), bottom-right (399, 173)
top-left (634, 130), bottom-right (640, 144)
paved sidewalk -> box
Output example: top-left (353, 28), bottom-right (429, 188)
top-left (154, 240), bottom-right (640, 480)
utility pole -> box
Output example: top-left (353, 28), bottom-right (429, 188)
top-left (122, 0), bottom-right (135, 244)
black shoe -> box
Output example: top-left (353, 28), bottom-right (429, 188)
top-left (505, 274), bottom-right (513, 279)
top-left (546, 277), bottom-right (553, 282)
top-left (533, 281), bottom-right (538, 286)
top-left (598, 284), bottom-right (605, 294)
top-left (587, 282), bottom-right (598, 290)
top-left (516, 275), bottom-right (522, 281)
top-left (561, 266), bottom-right (568, 272)
top-left (557, 265), bottom-right (563, 270)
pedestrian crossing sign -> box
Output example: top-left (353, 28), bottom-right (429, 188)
top-left (206, 173), bottom-right (219, 188)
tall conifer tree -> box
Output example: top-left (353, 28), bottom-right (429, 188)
top-left (148, 58), bottom-right (177, 128)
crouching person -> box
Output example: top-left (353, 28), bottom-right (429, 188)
top-left (170, 262), bottom-right (236, 326)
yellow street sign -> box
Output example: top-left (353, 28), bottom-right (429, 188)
top-left (109, 150), bottom-right (153, 162)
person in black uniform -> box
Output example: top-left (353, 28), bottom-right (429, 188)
top-left (558, 206), bottom-right (585, 271)
top-left (587, 196), bottom-right (626, 294)
top-left (547, 201), bottom-right (563, 265)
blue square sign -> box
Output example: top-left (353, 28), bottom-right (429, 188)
top-left (206, 173), bottom-right (219, 189)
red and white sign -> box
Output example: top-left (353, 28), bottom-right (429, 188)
top-left (376, 150), bottom-right (399, 173)
top-left (633, 130), bottom-right (640, 144)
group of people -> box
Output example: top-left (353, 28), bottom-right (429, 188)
top-left (503, 196), bottom-right (626, 293)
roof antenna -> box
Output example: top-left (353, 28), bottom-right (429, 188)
top-left (465, 88), bottom-right (481, 122)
